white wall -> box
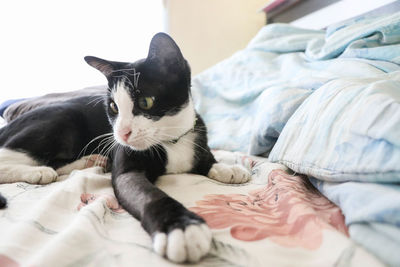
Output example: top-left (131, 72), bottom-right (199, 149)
top-left (165, 0), bottom-right (266, 75)
top-left (291, 0), bottom-right (398, 29)
top-left (0, 0), bottom-right (164, 103)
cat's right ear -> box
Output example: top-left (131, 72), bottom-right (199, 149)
top-left (84, 56), bottom-right (115, 77)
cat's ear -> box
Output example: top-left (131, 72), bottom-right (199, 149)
top-left (84, 56), bottom-right (115, 77)
top-left (146, 33), bottom-right (186, 73)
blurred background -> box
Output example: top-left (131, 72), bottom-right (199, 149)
top-left (0, 0), bottom-right (266, 102)
top-left (0, 0), bottom-right (165, 101)
top-left (0, 0), bottom-right (393, 103)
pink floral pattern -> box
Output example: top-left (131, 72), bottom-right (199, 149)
top-left (77, 193), bottom-right (125, 213)
top-left (191, 169), bottom-right (348, 250)
top-left (0, 254), bottom-right (19, 267)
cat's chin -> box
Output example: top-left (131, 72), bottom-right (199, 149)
top-left (129, 144), bottom-right (152, 152)
top-left (122, 140), bottom-right (157, 152)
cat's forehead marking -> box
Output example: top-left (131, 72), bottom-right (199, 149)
top-left (114, 81), bottom-right (134, 118)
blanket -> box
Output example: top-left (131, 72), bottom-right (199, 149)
top-left (0, 151), bottom-right (381, 266)
top-left (192, 13), bottom-right (400, 266)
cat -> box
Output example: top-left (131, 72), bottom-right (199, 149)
top-left (0, 33), bottom-right (250, 263)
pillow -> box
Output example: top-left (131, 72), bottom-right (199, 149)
top-left (269, 71), bottom-right (400, 183)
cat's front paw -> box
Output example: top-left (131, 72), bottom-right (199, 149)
top-left (208, 163), bottom-right (251, 184)
top-left (28, 166), bottom-right (58, 184)
top-left (144, 198), bottom-right (212, 263)
top-left (153, 223), bottom-right (211, 263)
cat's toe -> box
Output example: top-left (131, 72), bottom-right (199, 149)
top-left (184, 224), bottom-right (212, 262)
top-left (231, 164), bottom-right (251, 183)
top-left (153, 232), bottom-right (167, 256)
top-left (30, 167), bottom-right (58, 184)
top-left (208, 163), bottom-right (250, 184)
top-left (153, 223), bottom-right (211, 263)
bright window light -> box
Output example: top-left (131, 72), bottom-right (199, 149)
top-left (0, 0), bottom-right (165, 103)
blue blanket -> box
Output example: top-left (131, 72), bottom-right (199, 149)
top-left (192, 13), bottom-right (400, 266)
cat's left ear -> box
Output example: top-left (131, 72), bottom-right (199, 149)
top-left (146, 33), bottom-right (186, 73)
top-left (84, 56), bottom-right (116, 77)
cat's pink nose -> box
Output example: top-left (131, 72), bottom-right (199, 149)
top-left (119, 129), bottom-right (132, 142)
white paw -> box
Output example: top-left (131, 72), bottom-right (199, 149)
top-left (28, 167), bottom-right (58, 184)
top-left (153, 224), bottom-right (212, 263)
top-left (208, 163), bottom-right (251, 184)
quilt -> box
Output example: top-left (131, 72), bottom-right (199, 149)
top-left (0, 151), bottom-right (382, 266)
top-left (192, 13), bottom-right (400, 266)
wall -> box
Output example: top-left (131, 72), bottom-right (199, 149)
top-left (0, 0), bottom-right (164, 102)
top-left (164, 0), bottom-right (266, 75)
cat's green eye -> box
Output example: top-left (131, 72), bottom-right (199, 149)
top-left (109, 101), bottom-right (118, 114)
top-left (138, 97), bottom-right (154, 110)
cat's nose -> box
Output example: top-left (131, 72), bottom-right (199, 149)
top-left (119, 128), bottom-right (132, 142)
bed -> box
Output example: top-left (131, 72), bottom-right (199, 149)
top-left (1, 5), bottom-right (399, 267)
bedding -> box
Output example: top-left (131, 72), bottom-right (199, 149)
top-left (191, 12), bottom-right (400, 266)
top-left (0, 151), bottom-right (382, 266)
top-left (1, 11), bottom-right (399, 267)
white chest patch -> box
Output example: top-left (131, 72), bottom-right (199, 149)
top-left (163, 132), bottom-right (195, 174)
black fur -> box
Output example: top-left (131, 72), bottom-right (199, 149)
top-left (0, 33), bottom-right (217, 257)
top-left (0, 96), bottom-right (111, 169)
top-left (0, 193), bottom-right (6, 209)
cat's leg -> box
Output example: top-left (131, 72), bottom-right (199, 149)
top-left (207, 162), bottom-right (251, 184)
top-left (112, 171), bottom-right (212, 263)
top-left (56, 154), bottom-right (108, 175)
top-left (0, 193), bottom-right (7, 208)
top-left (0, 148), bottom-right (57, 184)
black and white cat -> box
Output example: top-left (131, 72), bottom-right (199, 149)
top-left (0, 33), bottom-right (250, 263)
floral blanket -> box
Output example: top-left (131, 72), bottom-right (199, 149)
top-left (0, 151), bottom-right (382, 266)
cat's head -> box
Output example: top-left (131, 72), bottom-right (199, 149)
top-left (85, 33), bottom-right (195, 151)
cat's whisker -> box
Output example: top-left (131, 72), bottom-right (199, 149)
top-left (113, 75), bottom-right (135, 89)
top-left (110, 68), bottom-right (140, 88)
top-left (77, 133), bottom-right (114, 160)
top-left (85, 136), bottom-right (115, 167)
top-left (157, 133), bottom-right (210, 154)
top-left (153, 145), bottom-right (163, 161)
top-left (145, 137), bottom-right (165, 161)
top-left (102, 140), bottom-right (118, 166)
top-left (87, 95), bottom-right (106, 106)
top-left (96, 137), bottom-right (115, 159)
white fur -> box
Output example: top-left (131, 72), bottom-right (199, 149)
top-left (208, 163), bottom-right (251, 184)
top-left (0, 148), bottom-right (57, 184)
top-left (113, 83), bottom-right (135, 145)
top-left (157, 100), bottom-right (196, 174)
top-left (153, 224), bottom-right (212, 263)
top-left (163, 132), bottom-right (195, 174)
top-left (0, 149), bottom-right (108, 183)
top-left (153, 232), bottom-right (167, 256)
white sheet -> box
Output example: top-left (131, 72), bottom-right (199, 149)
top-left (0, 151), bottom-right (383, 266)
